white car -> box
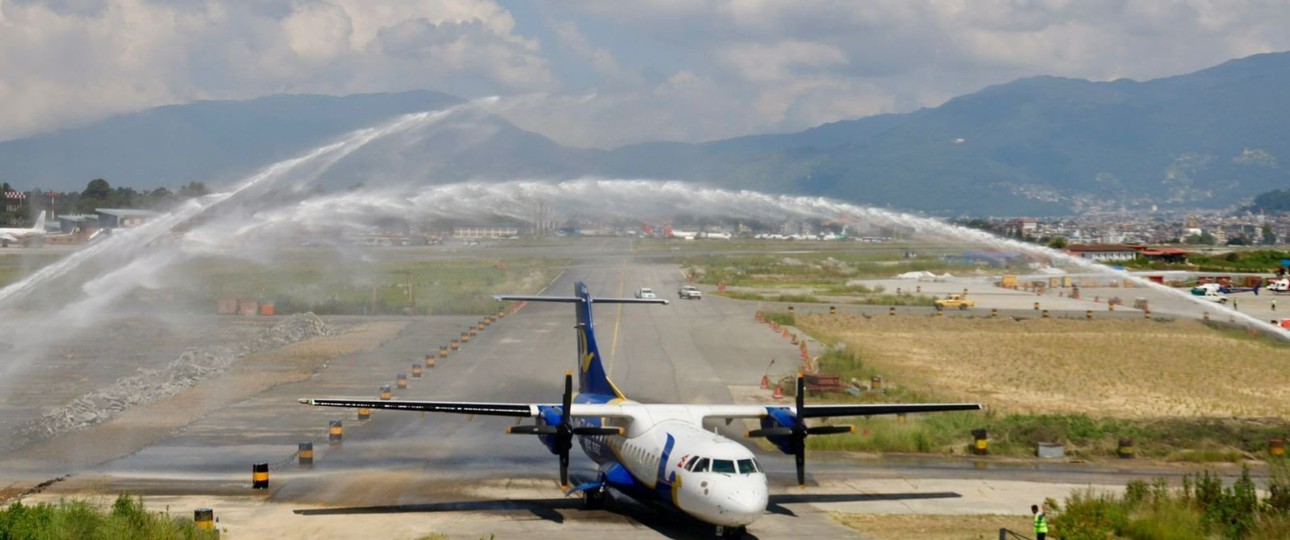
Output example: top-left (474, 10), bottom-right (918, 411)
top-left (678, 285), bottom-right (702, 300)
top-left (635, 288), bottom-right (657, 299)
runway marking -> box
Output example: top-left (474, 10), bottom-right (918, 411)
top-left (608, 258), bottom-right (627, 373)
top-left (537, 270), bottom-right (566, 295)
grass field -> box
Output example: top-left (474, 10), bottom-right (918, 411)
top-left (175, 252), bottom-right (567, 315)
top-left (798, 314), bottom-right (1290, 418)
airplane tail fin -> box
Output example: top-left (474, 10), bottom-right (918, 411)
top-left (494, 281), bottom-right (668, 398)
top-left (572, 282), bottom-right (617, 397)
top-left (33, 211), bottom-right (45, 231)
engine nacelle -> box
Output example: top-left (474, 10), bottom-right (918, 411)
top-left (760, 408), bottom-right (797, 455)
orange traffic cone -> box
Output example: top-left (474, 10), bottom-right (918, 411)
top-left (760, 374), bottom-right (770, 389)
top-left (772, 384), bottom-right (784, 399)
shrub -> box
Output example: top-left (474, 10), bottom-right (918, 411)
top-left (1052, 488), bottom-right (1128, 540)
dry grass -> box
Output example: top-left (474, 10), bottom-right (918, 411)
top-left (801, 314), bottom-right (1290, 418)
top-left (831, 513), bottom-right (1032, 540)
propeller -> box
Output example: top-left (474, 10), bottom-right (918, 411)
top-left (507, 371), bottom-right (622, 488)
top-left (746, 372), bottom-right (854, 487)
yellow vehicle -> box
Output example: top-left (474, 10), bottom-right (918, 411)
top-left (934, 293), bottom-right (975, 310)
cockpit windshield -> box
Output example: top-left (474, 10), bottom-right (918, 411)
top-left (686, 456), bottom-right (762, 475)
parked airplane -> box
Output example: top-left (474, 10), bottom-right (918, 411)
top-left (300, 282), bottom-right (982, 538)
top-left (1190, 282), bottom-right (1260, 298)
top-left (664, 225), bottom-right (698, 240)
top-left (0, 211), bottom-right (46, 247)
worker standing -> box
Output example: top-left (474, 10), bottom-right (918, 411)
top-left (1032, 504), bottom-right (1049, 540)
top-left (1273, 298), bottom-right (1277, 312)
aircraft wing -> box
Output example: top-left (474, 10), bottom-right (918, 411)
top-left (298, 398), bottom-right (634, 419)
top-left (0, 233), bottom-right (17, 243)
top-left (697, 403), bottom-right (982, 421)
top-left (494, 294), bottom-right (669, 305)
top-left (796, 403), bottom-right (983, 418)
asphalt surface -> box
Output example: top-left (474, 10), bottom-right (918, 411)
top-left (4, 240), bottom-right (1261, 539)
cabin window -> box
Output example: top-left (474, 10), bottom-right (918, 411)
top-left (711, 459), bottom-right (736, 474)
top-left (737, 459), bottom-right (758, 474)
top-left (691, 457), bottom-right (710, 472)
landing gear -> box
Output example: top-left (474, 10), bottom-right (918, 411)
top-left (583, 484), bottom-right (607, 510)
top-left (716, 525), bottom-right (747, 539)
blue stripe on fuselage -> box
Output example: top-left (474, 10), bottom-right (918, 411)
top-left (657, 433), bottom-right (675, 487)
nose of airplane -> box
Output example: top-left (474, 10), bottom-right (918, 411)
top-left (719, 483), bottom-right (769, 526)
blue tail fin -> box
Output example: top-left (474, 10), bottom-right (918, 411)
top-left (493, 281), bottom-right (668, 399)
top-left (574, 282), bottom-right (620, 398)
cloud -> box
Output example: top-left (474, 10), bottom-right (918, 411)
top-left (495, 0), bottom-right (1290, 147)
top-left (4, 0), bottom-right (1290, 150)
top-left (0, 0), bottom-right (553, 141)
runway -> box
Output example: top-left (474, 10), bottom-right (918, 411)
top-left (2, 242), bottom-right (1235, 538)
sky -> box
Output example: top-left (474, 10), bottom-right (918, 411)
top-left (2, 0), bottom-right (1290, 149)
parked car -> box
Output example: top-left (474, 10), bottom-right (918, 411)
top-left (635, 287), bottom-right (657, 299)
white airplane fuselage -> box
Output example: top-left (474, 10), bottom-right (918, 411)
top-left (0, 211), bottom-right (46, 246)
top-left (576, 397), bottom-right (768, 527)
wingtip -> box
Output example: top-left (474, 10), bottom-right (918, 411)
top-left (297, 398), bottom-right (312, 405)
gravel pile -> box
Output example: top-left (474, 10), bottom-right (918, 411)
top-left (14, 313), bottom-right (335, 444)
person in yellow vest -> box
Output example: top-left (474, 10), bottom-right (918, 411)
top-left (1031, 503), bottom-right (1049, 539)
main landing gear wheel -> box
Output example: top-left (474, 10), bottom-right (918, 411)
top-left (583, 485), bottom-right (607, 510)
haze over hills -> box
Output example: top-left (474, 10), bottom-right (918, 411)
top-left (2, 52), bottom-right (1289, 215)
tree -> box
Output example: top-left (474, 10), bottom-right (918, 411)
top-left (82, 178), bottom-right (111, 199)
top-left (1184, 232), bottom-right (1216, 245)
top-left (1047, 236), bottom-right (1068, 249)
top-left (78, 178), bottom-right (112, 213)
top-left (141, 188), bottom-right (175, 210)
top-left (178, 181), bottom-right (209, 198)
top-left (1263, 224), bottom-right (1278, 245)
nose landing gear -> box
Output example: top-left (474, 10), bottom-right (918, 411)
top-left (715, 525), bottom-right (747, 538)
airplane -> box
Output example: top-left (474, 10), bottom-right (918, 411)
top-left (0, 211), bottom-right (46, 247)
top-left (664, 225), bottom-right (698, 240)
top-left (1190, 281), bottom-right (1259, 298)
top-left (299, 282), bottom-right (983, 538)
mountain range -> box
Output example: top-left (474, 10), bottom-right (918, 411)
top-left (3, 51), bottom-right (1290, 215)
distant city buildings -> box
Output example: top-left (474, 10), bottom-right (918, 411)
top-left (978, 211), bottom-right (1286, 247)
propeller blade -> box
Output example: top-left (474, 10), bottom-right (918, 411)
top-left (795, 445), bottom-right (806, 488)
top-left (573, 426), bottom-right (623, 436)
top-left (562, 371), bottom-right (573, 426)
top-left (796, 371), bottom-right (806, 412)
top-left (807, 425), bottom-right (856, 436)
top-left (794, 373), bottom-right (809, 488)
top-left (746, 427), bottom-right (793, 438)
top-left (559, 449), bottom-right (570, 488)
top-left (507, 425), bottom-right (557, 435)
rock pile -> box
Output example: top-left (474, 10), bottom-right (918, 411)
top-left (14, 313), bottom-right (335, 446)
